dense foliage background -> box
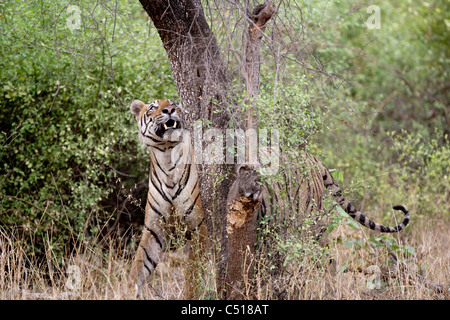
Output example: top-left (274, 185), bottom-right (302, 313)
top-left (1, 0), bottom-right (448, 271)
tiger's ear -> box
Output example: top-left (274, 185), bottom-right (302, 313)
top-left (130, 100), bottom-right (146, 119)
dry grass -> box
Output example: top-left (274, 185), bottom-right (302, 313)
top-left (0, 210), bottom-right (448, 300)
top-left (0, 227), bottom-right (218, 300)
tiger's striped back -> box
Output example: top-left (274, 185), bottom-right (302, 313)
top-left (262, 152), bottom-right (410, 241)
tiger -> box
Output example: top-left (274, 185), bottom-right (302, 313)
top-left (128, 98), bottom-right (411, 299)
top-left (128, 99), bottom-right (207, 299)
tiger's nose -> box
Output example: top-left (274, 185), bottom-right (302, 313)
top-left (162, 106), bottom-right (175, 115)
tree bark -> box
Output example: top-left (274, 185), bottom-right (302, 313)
top-left (138, 0), bottom-right (275, 299)
top-left (139, 0), bottom-right (230, 126)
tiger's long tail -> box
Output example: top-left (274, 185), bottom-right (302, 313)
top-left (322, 168), bottom-right (410, 233)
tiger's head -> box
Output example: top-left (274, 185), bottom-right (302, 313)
top-left (130, 99), bottom-right (185, 146)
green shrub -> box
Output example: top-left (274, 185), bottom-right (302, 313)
top-left (0, 0), bottom-right (176, 262)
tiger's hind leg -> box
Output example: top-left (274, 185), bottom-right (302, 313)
top-left (128, 224), bottom-right (168, 298)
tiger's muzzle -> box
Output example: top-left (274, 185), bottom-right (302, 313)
top-left (155, 113), bottom-right (182, 139)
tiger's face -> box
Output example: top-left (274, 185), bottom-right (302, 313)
top-left (130, 99), bottom-right (185, 146)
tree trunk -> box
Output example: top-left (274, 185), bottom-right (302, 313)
top-left (138, 0), bottom-right (275, 299)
